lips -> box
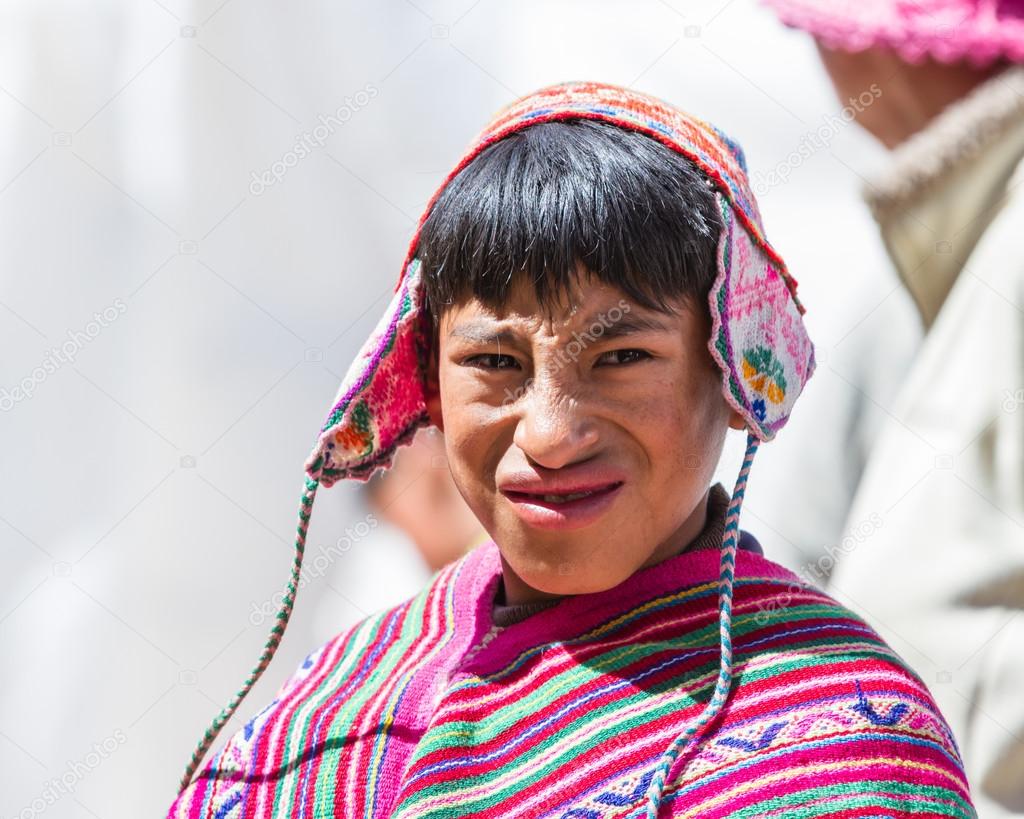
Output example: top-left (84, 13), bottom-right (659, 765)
top-left (502, 482), bottom-right (623, 506)
top-left (498, 477), bottom-right (626, 531)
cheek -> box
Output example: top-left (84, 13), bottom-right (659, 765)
top-left (438, 370), bottom-right (507, 506)
top-left (635, 374), bottom-right (727, 482)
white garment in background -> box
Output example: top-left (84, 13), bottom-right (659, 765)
top-left (830, 66), bottom-right (1024, 817)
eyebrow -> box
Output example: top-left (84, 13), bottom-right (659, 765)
top-left (590, 312), bottom-right (672, 341)
top-left (447, 311), bottom-right (674, 345)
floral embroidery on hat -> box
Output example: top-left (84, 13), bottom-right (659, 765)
top-left (742, 346), bottom-right (788, 406)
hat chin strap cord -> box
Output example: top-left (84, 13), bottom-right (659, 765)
top-left (176, 433), bottom-right (761, 810)
top-left (644, 429), bottom-right (760, 815)
top-left (178, 474), bottom-right (321, 793)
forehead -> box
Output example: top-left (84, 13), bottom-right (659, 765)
top-left (438, 274), bottom-right (705, 344)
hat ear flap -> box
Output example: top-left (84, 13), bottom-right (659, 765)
top-left (707, 193), bottom-right (816, 442)
top-left (304, 259), bottom-right (432, 486)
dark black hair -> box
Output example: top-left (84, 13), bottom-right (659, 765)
top-left (414, 118), bottom-right (723, 322)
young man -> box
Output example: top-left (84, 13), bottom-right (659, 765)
top-left (167, 82), bottom-right (973, 817)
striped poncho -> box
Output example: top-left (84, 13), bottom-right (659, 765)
top-left (167, 540), bottom-right (973, 818)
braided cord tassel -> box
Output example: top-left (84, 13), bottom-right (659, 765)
top-left (177, 475), bottom-right (320, 793)
top-left (643, 431), bottom-right (760, 816)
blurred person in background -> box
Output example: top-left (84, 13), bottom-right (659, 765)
top-left (362, 427), bottom-right (486, 571)
top-left (764, 1), bottom-right (1024, 814)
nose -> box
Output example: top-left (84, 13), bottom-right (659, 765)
top-left (511, 375), bottom-right (600, 470)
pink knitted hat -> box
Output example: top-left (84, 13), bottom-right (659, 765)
top-left (762, 0), bottom-right (1024, 66)
top-left (305, 82), bottom-right (814, 486)
top-left (178, 81), bottom-right (816, 811)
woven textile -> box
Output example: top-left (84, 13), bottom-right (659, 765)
top-left (168, 542), bottom-right (972, 818)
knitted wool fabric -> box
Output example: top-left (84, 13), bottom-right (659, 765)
top-left (167, 542), bottom-right (973, 818)
top-left (761, 0), bottom-right (1024, 67)
top-left (174, 81), bottom-right (820, 811)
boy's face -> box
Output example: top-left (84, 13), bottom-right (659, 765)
top-left (429, 269), bottom-right (744, 604)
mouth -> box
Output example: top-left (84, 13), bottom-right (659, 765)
top-left (502, 482), bottom-right (623, 506)
top-left (500, 481), bottom-right (625, 530)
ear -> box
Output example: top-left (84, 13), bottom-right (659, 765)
top-left (424, 348), bottom-right (444, 433)
top-left (727, 408), bottom-right (746, 432)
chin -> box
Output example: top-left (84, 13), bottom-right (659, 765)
top-left (518, 561), bottom-right (633, 598)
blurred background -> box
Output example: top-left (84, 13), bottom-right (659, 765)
top-left (6, 0), bottom-right (1000, 816)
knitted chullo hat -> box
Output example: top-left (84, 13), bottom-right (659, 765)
top-left (178, 81), bottom-right (816, 812)
top-left (762, 0), bottom-right (1024, 67)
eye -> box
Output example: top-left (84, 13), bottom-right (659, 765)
top-left (595, 349), bottom-right (651, 366)
top-left (462, 353), bottom-right (520, 370)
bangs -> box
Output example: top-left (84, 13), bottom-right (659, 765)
top-left (414, 118), bottom-right (723, 321)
